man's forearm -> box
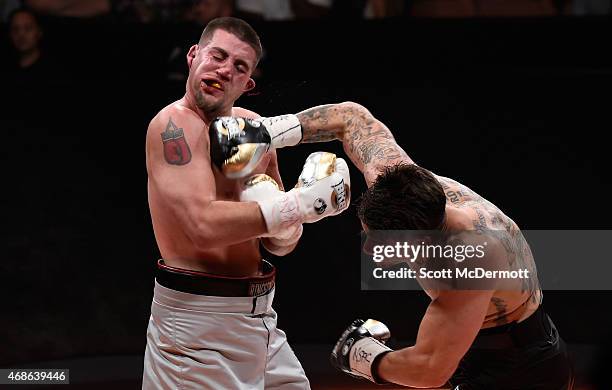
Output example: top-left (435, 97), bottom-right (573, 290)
top-left (377, 347), bottom-right (452, 388)
top-left (375, 291), bottom-right (492, 388)
top-left (190, 200), bottom-right (268, 249)
top-left (295, 103), bottom-right (350, 143)
top-left (261, 237), bottom-right (298, 256)
top-left (295, 102), bottom-right (410, 180)
top-left (215, 102), bottom-right (410, 185)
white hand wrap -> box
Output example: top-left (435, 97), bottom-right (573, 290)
top-left (239, 174), bottom-right (301, 238)
top-left (260, 114), bottom-right (303, 149)
top-left (348, 337), bottom-right (392, 382)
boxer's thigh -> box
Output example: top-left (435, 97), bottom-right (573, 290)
top-left (264, 309), bottom-right (311, 390)
top-left (143, 301), bottom-right (270, 389)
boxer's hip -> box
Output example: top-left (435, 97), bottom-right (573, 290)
top-left (451, 305), bottom-right (574, 389)
top-left (153, 259), bottom-right (276, 315)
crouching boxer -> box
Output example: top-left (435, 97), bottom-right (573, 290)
top-left (143, 17), bottom-right (351, 390)
top-left (217, 102), bottom-right (574, 389)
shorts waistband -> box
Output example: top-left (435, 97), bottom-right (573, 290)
top-left (471, 305), bottom-right (555, 349)
top-left (152, 280), bottom-right (275, 315)
top-left (156, 259), bottom-right (275, 297)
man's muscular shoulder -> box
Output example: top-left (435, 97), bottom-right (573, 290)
top-left (146, 101), bottom-right (208, 169)
top-left (148, 101), bottom-right (203, 136)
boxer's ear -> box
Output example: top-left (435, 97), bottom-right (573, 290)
top-left (244, 78), bottom-right (256, 92)
top-left (187, 45), bottom-right (199, 69)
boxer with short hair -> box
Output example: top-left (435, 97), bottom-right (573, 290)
top-left (143, 17), bottom-right (350, 389)
top-left (216, 102), bottom-right (574, 389)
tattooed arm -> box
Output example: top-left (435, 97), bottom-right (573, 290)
top-left (296, 102), bottom-right (413, 186)
top-left (146, 107), bottom-right (268, 249)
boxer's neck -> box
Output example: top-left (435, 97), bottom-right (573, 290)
top-left (181, 94), bottom-right (232, 125)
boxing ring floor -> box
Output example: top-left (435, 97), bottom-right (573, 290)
top-left (7, 343), bottom-right (598, 389)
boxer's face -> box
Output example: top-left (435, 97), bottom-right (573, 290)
top-left (187, 29), bottom-right (256, 114)
top-left (10, 12), bottom-right (42, 54)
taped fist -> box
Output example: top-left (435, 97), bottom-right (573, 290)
top-left (240, 174), bottom-right (303, 255)
top-left (330, 319), bottom-right (393, 383)
top-left (209, 115), bottom-right (302, 179)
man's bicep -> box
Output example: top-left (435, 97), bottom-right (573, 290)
top-left (148, 115), bottom-right (216, 215)
top-left (151, 159), bottom-right (215, 204)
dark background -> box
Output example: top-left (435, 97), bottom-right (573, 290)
top-left (1, 15), bottom-right (611, 386)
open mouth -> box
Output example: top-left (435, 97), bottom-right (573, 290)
top-left (202, 79), bottom-right (223, 91)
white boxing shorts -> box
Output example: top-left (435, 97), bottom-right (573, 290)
top-left (142, 260), bottom-right (310, 390)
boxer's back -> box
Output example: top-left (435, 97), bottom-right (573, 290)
top-left (146, 101), bottom-right (271, 276)
top-left (436, 175), bottom-right (541, 327)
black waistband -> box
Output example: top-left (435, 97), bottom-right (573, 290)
top-left (470, 305), bottom-right (555, 349)
top-left (155, 259), bottom-right (275, 297)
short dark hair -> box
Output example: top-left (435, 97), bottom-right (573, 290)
top-left (357, 164), bottom-right (446, 230)
top-left (199, 17), bottom-right (262, 66)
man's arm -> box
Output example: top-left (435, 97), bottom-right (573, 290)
top-left (260, 149), bottom-right (302, 256)
top-left (147, 108), bottom-right (268, 249)
top-left (211, 102), bottom-right (410, 186)
top-left (296, 102), bottom-right (413, 186)
top-left (233, 106), bottom-right (301, 255)
top-left (378, 290), bottom-right (493, 387)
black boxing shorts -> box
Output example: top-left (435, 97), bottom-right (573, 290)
top-left (450, 305), bottom-right (574, 390)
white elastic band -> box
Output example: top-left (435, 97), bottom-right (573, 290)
top-left (262, 114), bottom-right (303, 149)
top-left (257, 192), bottom-right (301, 236)
top-left (349, 337), bottom-right (392, 383)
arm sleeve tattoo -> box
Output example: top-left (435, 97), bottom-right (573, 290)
top-left (296, 103), bottom-right (412, 184)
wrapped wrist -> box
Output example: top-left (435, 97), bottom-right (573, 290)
top-left (349, 337), bottom-right (392, 383)
top-left (256, 192), bottom-right (302, 237)
top-left (261, 114), bottom-right (303, 149)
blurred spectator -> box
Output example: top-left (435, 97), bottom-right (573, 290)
top-left (112, 0), bottom-right (193, 23)
top-left (1, 0), bottom-right (21, 22)
top-left (3, 7), bottom-right (62, 118)
top-left (112, 0), bottom-right (155, 23)
top-left (409, 0), bottom-right (475, 17)
top-left (185, 0), bottom-right (233, 25)
top-left (8, 8), bottom-right (45, 72)
top-left (474, 0), bottom-right (556, 17)
top-left (291, 0), bottom-right (332, 19)
top-left (572, 0), bottom-right (610, 15)
top-left (329, 0), bottom-right (368, 19)
top-left (24, 0), bottom-right (111, 18)
top-left (363, 0), bottom-right (405, 18)
top-left (235, 0), bottom-right (331, 21)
